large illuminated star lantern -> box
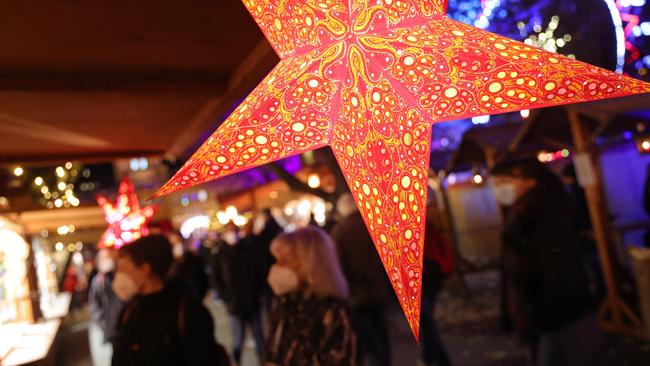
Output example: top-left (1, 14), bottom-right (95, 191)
top-left (155, 0), bottom-right (650, 337)
top-left (98, 176), bottom-right (156, 248)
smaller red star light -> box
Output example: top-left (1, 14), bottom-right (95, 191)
top-left (97, 176), bottom-right (157, 248)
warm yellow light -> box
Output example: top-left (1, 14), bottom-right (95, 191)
top-left (54, 199), bottom-right (63, 208)
top-left (57, 225), bottom-right (69, 235)
top-left (34, 176), bottom-right (43, 186)
top-left (225, 205), bottom-right (238, 220)
top-left (58, 182), bottom-right (67, 191)
top-left (233, 215), bottom-right (248, 227)
top-left (65, 162), bottom-right (73, 169)
top-left (307, 173), bottom-right (321, 188)
top-left (537, 151), bottom-right (547, 162)
top-left (56, 167), bottom-right (65, 178)
top-left (41, 186), bottom-right (49, 194)
top-left (69, 196), bottom-right (80, 207)
top-left (13, 167), bottom-right (24, 176)
top-left (216, 211), bottom-right (230, 225)
top-left (642, 141), bottom-right (650, 150)
top-left (473, 174), bottom-right (483, 185)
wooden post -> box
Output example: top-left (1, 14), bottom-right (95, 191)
top-left (567, 110), bottom-right (644, 337)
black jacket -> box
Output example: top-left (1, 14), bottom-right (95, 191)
top-left (501, 186), bottom-right (593, 338)
top-left (89, 271), bottom-right (124, 343)
top-left (112, 278), bottom-right (225, 366)
top-left (212, 238), bottom-right (264, 318)
top-left (331, 213), bottom-right (393, 309)
top-left (174, 251), bottom-right (209, 301)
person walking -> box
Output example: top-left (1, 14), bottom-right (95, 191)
top-left (490, 159), bottom-right (603, 366)
top-left (89, 248), bottom-right (124, 366)
top-left (111, 235), bottom-right (229, 366)
top-left (264, 226), bottom-right (357, 365)
top-left (419, 204), bottom-right (452, 366)
top-left (213, 223), bottom-right (266, 364)
top-left (331, 193), bottom-right (393, 366)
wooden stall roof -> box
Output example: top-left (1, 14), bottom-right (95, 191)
top-left (0, 1), bottom-right (279, 165)
top-left (446, 122), bottom-right (522, 172)
top-left (447, 94), bottom-right (650, 172)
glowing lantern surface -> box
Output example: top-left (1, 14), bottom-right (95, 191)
top-left (97, 176), bottom-right (156, 248)
top-left (156, 0), bottom-right (650, 337)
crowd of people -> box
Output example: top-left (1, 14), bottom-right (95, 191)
top-left (86, 197), bottom-right (452, 366)
top-left (82, 158), bottom-right (608, 366)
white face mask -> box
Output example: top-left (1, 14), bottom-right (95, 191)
top-left (173, 243), bottom-right (184, 258)
top-left (97, 257), bottom-right (115, 274)
top-left (491, 183), bottom-right (518, 206)
top-left (252, 216), bottom-right (266, 236)
top-left (111, 271), bottom-right (139, 302)
top-left (267, 265), bottom-right (300, 296)
top-left (223, 232), bottom-right (238, 245)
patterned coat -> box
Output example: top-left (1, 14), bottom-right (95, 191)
top-left (265, 291), bottom-right (358, 366)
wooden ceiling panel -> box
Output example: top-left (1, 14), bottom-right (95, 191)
top-left (0, 1), bottom-right (262, 73)
top-left (0, 91), bottom-right (209, 162)
top-left (0, 0), bottom-right (274, 164)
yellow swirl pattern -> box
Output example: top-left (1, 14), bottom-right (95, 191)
top-left (157, 0), bottom-right (650, 338)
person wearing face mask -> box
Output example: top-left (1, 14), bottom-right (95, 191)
top-left (111, 234), bottom-right (229, 366)
top-left (264, 226), bottom-right (357, 365)
top-left (212, 223), bottom-right (266, 364)
top-left (89, 248), bottom-right (124, 366)
top-left (490, 159), bottom-right (602, 366)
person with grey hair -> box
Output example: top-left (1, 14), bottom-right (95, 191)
top-left (331, 193), bottom-right (394, 366)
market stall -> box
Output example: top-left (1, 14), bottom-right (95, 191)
top-left (0, 216), bottom-right (71, 366)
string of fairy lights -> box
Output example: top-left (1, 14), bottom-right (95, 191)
top-left (520, 16), bottom-right (574, 58)
top-left (10, 162), bottom-right (88, 209)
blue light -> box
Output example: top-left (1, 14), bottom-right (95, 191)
top-left (602, 0), bottom-right (626, 73)
top-left (471, 115), bottom-right (490, 125)
top-left (623, 131), bottom-right (634, 140)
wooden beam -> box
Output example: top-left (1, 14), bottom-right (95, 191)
top-left (567, 110), bottom-right (644, 336)
top-left (0, 149), bottom-right (164, 165)
top-left (165, 40), bottom-right (280, 160)
top-left (508, 110), bottom-right (541, 152)
top-left (0, 72), bottom-right (228, 94)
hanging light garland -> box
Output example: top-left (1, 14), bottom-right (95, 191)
top-left (28, 162), bottom-right (82, 209)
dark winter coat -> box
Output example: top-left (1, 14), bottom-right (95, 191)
top-left (212, 238), bottom-right (264, 319)
top-left (265, 291), bottom-right (358, 366)
top-left (330, 213), bottom-right (393, 309)
top-left (112, 278), bottom-right (226, 366)
top-left (173, 251), bottom-right (210, 301)
top-left (256, 218), bottom-right (282, 285)
top-left (501, 186), bottom-right (593, 339)
top-left (89, 271), bottom-right (125, 343)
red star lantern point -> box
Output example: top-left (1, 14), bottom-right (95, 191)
top-left (155, 0), bottom-right (650, 338)
top-left (98, 176), bottom-right (156, 249)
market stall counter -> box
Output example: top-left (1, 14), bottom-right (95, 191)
top-left (0, 292), bottom-right (71, 366)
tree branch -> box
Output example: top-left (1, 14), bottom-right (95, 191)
top-left (267, 162), bottom-right (337, 203)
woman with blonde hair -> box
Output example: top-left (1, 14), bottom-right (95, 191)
top-left (264, 226), bottom-right (358, 365)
